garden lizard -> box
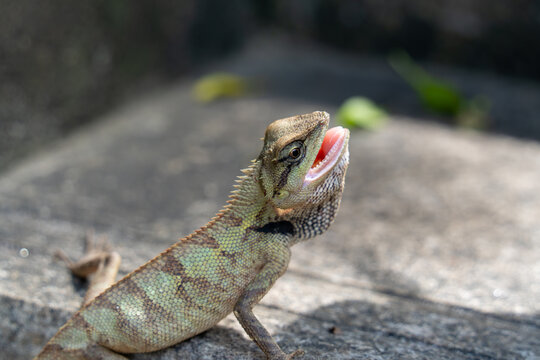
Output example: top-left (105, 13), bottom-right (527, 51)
top-left (35, 111), bottom-right (350, 360)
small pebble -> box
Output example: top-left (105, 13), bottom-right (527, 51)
top-left (19, 248), bottom-right (29, 258)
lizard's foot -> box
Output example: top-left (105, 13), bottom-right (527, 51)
top-left (55, 230), bottom-right (121, 306)
top-left (286, 349), bottom-right (305, 359)
top-left (55, 230), bottom-right (112, 278)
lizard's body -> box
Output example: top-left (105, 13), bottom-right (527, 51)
top-left (35, 111), bottom-right (349, 360)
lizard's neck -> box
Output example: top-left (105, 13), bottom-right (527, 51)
top-left (173, 161), bottom-right (275, 250)
top-left (221, 156), bottom-right (347, 246)
top-left (216, 160), bottom-right (301, 245)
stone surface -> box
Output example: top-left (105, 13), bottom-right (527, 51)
top-left (1, 39), bottom-right (539, 359)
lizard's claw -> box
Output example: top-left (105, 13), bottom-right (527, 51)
top-left (286, 349), bottom-right (305, 359)
top-left (55, 231), bottom-right (113, 278)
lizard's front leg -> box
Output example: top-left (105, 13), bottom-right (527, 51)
top-left (234, 244), bottom-right (303, 360)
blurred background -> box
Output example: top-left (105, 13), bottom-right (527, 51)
top-left (1, 0), bottom-right (539, 171)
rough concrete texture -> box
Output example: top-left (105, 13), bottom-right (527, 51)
top-left (1, 40), bottom-right (539, 359)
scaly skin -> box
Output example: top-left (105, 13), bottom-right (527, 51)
top-left (35, 111), bottom-right (349, 360)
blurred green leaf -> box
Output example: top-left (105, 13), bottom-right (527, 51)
top-left (389, 51), bottom-right (491, 130)
top-left (337, 96), bottom-right (387, 130)
top-left (193, 72), bottom-right (249, 103)
top-left (389, 52), bottom-right (463, 116)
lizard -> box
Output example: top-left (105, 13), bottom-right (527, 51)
top-left (34, 111), bottom-right (350, 360)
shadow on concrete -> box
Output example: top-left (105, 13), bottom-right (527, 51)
top-left (279, 298), bottom-right (539, 360)
top-left (274, 298), bottom-right (539, 359)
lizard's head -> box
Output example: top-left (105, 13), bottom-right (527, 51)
top-left (259, 111), bottom-right (349, 239)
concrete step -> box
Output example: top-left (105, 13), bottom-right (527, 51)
top-left (1, 38), bottom-right (539, 359)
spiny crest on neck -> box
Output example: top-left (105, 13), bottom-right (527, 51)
top-left (187, 160), bottom-right (261, 237)
top-left (227, 159), bottom-right (262, 206)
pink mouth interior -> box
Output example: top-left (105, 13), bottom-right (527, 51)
top-left (312, 127), bottom-right (345, 169)
top-left (306, 126), bottom-right (346, 182)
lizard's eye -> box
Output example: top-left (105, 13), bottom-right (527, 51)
top-left (280, 140), bottom-right (305, 163)
top-left (289, 147), bottom-right (301, 159)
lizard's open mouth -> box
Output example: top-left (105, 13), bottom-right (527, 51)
top-left (305, 126), bottom-right (348, 183)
